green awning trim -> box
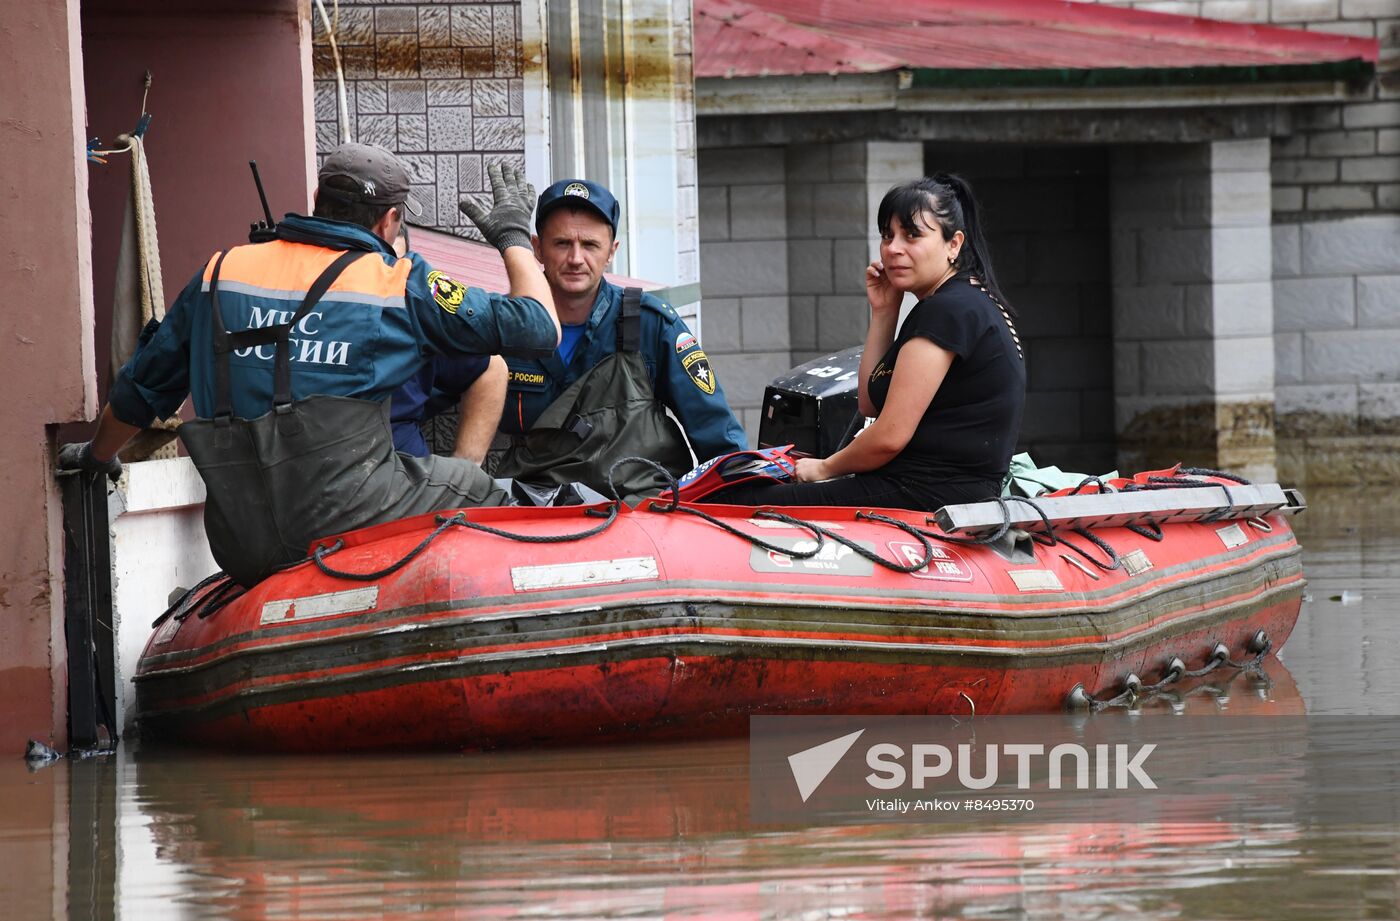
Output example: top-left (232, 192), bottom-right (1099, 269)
top-left (654, 282), bottom-right (702, 307)
top-left (908, 58), bottom-right (1374, 90)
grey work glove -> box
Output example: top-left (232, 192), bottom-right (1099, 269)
top-left (57, 442), bottom-right (123, 483)
top-left (458, 162), bottom-right (535, 253)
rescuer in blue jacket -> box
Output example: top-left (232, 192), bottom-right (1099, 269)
top-left (58, 146), bottom-right (561, 585)
top-left (395, 178), bottom-right (747, 499)
top-left (95, 213), bottom-right (545, 422)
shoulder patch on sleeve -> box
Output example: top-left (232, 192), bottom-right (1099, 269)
top-left (682, 349), bottom-right (716, 395)
top-left (428, 270), bottom-right (467, 315)
top-left (674, 330), bottom-right (698, 353)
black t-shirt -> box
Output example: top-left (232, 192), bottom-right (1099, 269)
top-left (866, 275), bottom-right (1026, 494)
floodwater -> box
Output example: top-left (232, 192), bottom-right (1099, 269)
top-left (6, 487), bottom-right (1400, 919)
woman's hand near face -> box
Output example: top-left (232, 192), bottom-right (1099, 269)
top-left (866, 260), bottom-right (903, 317)
top-left (859, 260), bottom-right (904, 417)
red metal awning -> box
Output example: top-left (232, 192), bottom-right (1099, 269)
top-left (695, 0), bottom-right (1378, 80)
top-left (408, 226), bottom-right (661, 292)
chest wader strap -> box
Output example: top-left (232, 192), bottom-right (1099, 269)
top-left (617, 287), bottom-right (642, 352)
top-left (207, 248), bottom-right (365, 429)
top-left (560, 287), bottom-right (647, 442)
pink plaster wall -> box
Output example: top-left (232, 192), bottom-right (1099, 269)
top-left (0, 0), bottom-right (313, 755)
top-left (80, 0), bottom-right (314, 408)
top-left (0, 0), bottom-right (96, 755)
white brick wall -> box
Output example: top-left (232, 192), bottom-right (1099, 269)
top-left (697, 146), bottom-right (792, 442)
top-left (1273, 214), bottom-right (1400, 419)
top-left (1069, 0), bottom-right (1399, 220)
top-left (672, 0), bottom-right (700, 285)
top-left (1111, 139), bottom-right (1278, 477)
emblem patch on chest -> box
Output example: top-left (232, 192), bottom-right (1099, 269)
top-left (682, 349), bottom-right (716, 394)
top-left (428, 270), bottom-right (466, 314)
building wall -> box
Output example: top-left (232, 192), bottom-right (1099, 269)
top-left (785, 143), bottom-right (911, 367)
top-left (1072, 0), bottom-right (1399, 483)
top-left (312, 1), bottom-right (527, 239)
top-left (0, 0), bottom-right (93, 756)
top-left (2, 0), bottom-right (315, 754)
top-left (1111, 139), bottom-right (1278, 480)
top-left (312, 0), bottom-right (701, 293)
top-left (698, 140), bottom-right (1118, 469)
top-left (672, 0), bottom-right (701, 287)
top-left (1067, 0), bottom-right (1397, 216)
top-left (109, 460), bottom-right (218, 735)
top-left (1273, 213), bottom-right (1400, 480)
top-left (81, 0), bottom-right (314, 406)
top-left (698, 146), bottom-right (791, 440)
top-left (925, 144), bottom-right (1116, 474)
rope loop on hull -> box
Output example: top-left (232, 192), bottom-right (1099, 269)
top-left (1066, 630), bottom-right (1273, 712)
top-left (311, 502), bottom-right (624, 582)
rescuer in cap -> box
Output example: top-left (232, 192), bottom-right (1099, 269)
top-left (391, 177), bottom-right (746, 500)
top-left (58, 143), bottom-right (560, 586)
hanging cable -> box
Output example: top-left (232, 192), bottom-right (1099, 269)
top-left (314, 0), bottom-right (354, 143)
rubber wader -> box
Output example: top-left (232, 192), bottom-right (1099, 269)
top-left (489, 288), bottom-right (693, 502)
top-left (179, 248), bottom-right (508, 588)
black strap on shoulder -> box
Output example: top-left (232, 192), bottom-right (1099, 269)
top-left (616, 287), bottom-right (643, 353)
top-left (208, 248), bottom-right (364, 417)
top-left (207, 251), bottom-right (234, 420)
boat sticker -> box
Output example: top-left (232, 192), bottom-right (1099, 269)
top-left (1008, 569), bottom-right (1063, 592)
top-left (682, 350), bottom-right (716, 394)
top-left (888, 541), bottom-right (974, 582)
top-left (151, 615), bottom-right (182, 647)
top-left (749, 518), bottom-right (844, 530)
top-left (1122, 549), bottom-right (1154, 576)
top-left (749, 538), bottom-right (874, 577)
top-left (675, 330), bottom-right (697, 353)
top-left (511, 556), bottom-right (659, 592)
top-left (260, 586), bottom-right (379, 626)
top-left (1216, 523), bottom-right (1249, 549)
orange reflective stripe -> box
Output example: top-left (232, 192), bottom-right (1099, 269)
top-left (202, 240), bottom-right (411, 299)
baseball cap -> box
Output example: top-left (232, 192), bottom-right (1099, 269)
top-left (535, 179), bottom-right (620, 234)
top-left (318, 143), bottom-right (422, 216)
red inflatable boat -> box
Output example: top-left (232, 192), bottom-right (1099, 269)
top-left (134, 468), bottom-right (1306, 751)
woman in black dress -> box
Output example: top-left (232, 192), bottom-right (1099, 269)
top-left (720, 174), bottom-right (1025, 512)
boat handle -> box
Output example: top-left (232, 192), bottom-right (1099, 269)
top-left (1060, 554), bottom-right (1100, 580)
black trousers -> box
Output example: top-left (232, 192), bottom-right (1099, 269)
top-left (711, 472), bottom-right (998, 513)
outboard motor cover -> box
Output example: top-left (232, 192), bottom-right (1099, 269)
top-left (757, 346), bottom-right (866, 457)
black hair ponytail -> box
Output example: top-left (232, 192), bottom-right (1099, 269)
top-left (930, 173), bottom-right (1014, 317)
top-left (876, 173), bottom-right (1016, 317)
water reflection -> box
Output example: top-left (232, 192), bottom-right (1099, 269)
top-left (1281, 486), bottom-right (1400, 716)
top-left (11, 490), bottom-right (1400, 918)
top-left (14, 660), bottom-right (1351, 920)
